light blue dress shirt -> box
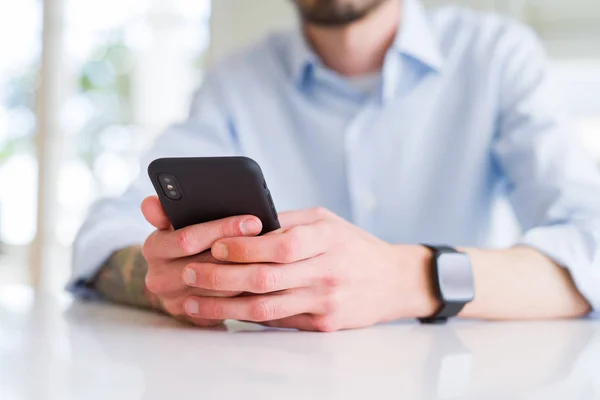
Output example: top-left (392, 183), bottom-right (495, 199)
top-left (70, 0), bottom-right (600, 309)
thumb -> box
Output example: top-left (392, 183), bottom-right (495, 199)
top-left (141, 196), bottom-right (172, 231)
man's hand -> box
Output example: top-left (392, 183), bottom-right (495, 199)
top-left (180, 207), bottom-right (438, 331)
top-left (140, 196), bottom-right (263, 326)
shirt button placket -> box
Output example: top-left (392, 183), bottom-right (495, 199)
top-left (344, 106), bottom-right (376, 229)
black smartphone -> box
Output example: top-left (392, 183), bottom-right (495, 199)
top-left (148, 157), bottom-right (280, 234)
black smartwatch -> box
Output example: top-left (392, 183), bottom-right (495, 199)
top-left (419, 245), bottom-right (475, 324)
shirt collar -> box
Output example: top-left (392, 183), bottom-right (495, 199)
top-left (393, 0), bottom-right (444, 73)
top-left (380, 0), bottom-right (444, 103)
top-left (288, 0), bottom-right (444, 89)
top-left (288, 28), bottom-right (319, 90)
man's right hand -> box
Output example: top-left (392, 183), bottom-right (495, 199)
top-left (140, 195), bottom-right (263, 327)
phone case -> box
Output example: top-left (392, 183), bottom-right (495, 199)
top-left (148, 157), bottom-right (280, 234)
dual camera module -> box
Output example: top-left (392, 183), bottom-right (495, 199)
top-left (158, 174), bottom-right (183, 200)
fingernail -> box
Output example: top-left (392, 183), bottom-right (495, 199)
top-left (183, 267), bottom-right (196, 285)
top-left (186, 299), bottom-right (199, 315)
top-left (240, 219), bottom-right (260, 236)
top-left (212, 243), bottom-right (228, 259)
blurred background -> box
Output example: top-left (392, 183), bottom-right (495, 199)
top-left (0, 0), bottom-right (599, 293)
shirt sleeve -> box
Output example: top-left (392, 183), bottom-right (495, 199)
top-left (492, 23), bottom-right (600, 310)
top-left (67, 74), bottom-right (239, 298)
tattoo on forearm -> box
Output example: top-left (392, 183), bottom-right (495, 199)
top-left (94, 246), bottom-right (160, 310)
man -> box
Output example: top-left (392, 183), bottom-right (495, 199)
top-left (69, 0), bottom-right (600, 331)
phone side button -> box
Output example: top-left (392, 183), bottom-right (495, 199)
top-left (266, 190), bottom-right (277, 219)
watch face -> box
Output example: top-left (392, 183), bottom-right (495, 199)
top-left (437, 253), bottom-right (475, 303)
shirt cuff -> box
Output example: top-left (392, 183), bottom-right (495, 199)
top-left (519, 224), bottom-right (600, 311)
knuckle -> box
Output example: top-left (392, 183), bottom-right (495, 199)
top-left (249, 299), bottom-right (274, 321)
top-left (215, 220), bottom-right (231, 238)
top-left (312, 316), bottom-right (338, 333)
top-left (311, 207), bottom-right (331, 219)
top-left (253, 267), bottom-right (276, 293)
top-left (204, 300), bottom-right (225, 320)
top-left (322, 293), bottom-right (341, 314)
top-left (233, 243), bottom-right (253, 263)
top-left (141, 245), bottom-right (151, 261)
top-left (277, 233), bottom-right (301, 263)
top-left (215, 218), bottom-right (242, 239)
top-left (226, 218), bottom-right (244, 236)
top-left (176, 230), bottom-right (193, 254)
top-left (204, 268), bottom-right (222, 290)
top-left (141, 233), bottom-right (157, 260)
top-left (321, 270), bottom-right (342, 289)
top-left (161, 300), bottom-right (181, 317)
top-left (144, 271), bottom-right (163, 294)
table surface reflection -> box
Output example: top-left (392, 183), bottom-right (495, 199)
top-left (1, 285), bottom-right (599, 400)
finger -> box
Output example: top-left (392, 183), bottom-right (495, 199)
top-left (278, 207), bottom-right (333, 229)
top-left (171, 313), bottom-right (224, 328)
top-left (145, 262), bottom-right (187, 294)
top-left (184, 317), bottom-right (225, 328)
top-left (158, 296), bottom-right (186, 316)
top-left (142, 196), bottom-right (172, 231)
top-left (160, 289), bottom-right (241, 316)
top-left (182, 258), bottom-right (321, 293)
top-left (261, 314), bottom-right (318, 331)
top-left (184, 290), bottom-right (317, 322)
top-left (144, 215), bottom-right (262, 260)
top-left (212, 221), bottom-right (332, 263)
top-left (263, 314), bottom-right (339, 332)
top-left (146, 259), bottom-right (245, 296)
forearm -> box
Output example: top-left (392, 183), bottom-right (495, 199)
top-left (459, 246), bottom-right (592, 320)
top-left (93, 246), bottom-right (161, 310)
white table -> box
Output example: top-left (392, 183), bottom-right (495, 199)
top-left (1, 285), bottom-right (599, 400)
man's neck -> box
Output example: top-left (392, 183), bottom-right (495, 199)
top-left (303, 0), bottom-right (402, 77)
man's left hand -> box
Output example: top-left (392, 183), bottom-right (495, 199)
top-left (181, 208), bottom-right (438, 332)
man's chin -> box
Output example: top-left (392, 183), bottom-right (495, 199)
top-left (296, 0), bottom-right (389, 27)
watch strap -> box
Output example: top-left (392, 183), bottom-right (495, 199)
top-left (419, 245), bottom-right (471, 324)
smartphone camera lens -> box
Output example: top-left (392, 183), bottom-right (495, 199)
top-left (158, 174), bottom-right (183, 200)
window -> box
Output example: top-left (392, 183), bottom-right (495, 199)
top-left (0, 0), bottom-right (211, 290)
top-left (0, 1), bottom-right (41, 285)
top-left (59, 0), bottom-right (211, 245)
